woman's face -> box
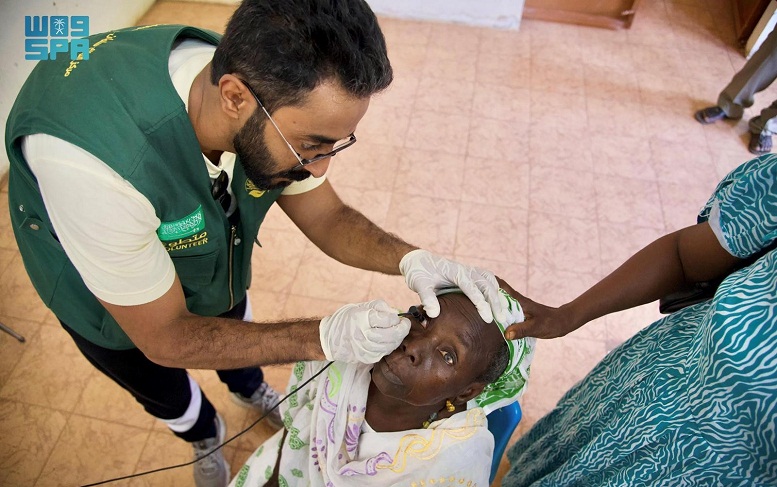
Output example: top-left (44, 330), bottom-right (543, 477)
top-left (371, 294), bottom-right (504, 407)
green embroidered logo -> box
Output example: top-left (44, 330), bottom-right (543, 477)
top-left (157, 205), bottom-right (205, 241)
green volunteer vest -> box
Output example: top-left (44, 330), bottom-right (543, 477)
top-left (5, 25), bottom-right (283, 349)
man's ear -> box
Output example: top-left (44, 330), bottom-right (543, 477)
top-left (218, 74), bottom-right (252, 121)
top-left (454, 383), bottom-right (487, 406)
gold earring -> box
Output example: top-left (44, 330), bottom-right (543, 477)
top-left (446, 400), bottom-right (455, 412)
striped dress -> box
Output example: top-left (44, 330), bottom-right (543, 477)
top-left (504, 155), bottom-right (777, 486)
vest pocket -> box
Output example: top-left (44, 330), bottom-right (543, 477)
top-left (15, 216), bottom-right (68, 305)
top-left (170, 251), bottom-right (219, 296)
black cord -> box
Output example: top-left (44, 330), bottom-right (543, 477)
top-left (81, 361), bottom-right (334, 487)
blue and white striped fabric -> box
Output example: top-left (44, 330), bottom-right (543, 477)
top-left (503, 155), bottom-right (777, 486)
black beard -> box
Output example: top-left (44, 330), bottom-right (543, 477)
top-left (233, 111), bottom-right (311, 191)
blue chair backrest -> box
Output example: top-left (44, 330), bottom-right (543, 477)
top-left (486, 402), bottom-right (522, 484)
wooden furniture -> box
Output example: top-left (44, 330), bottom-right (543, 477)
top-left (733, 0), bottom-right (772, 45)
top-left (523, 0), bottom-right (641, 30)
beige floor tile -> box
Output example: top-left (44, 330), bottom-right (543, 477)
top-left (73, 371), bottom-right (155, 430)
top-left (526, 265), bottom-right (602, 309)
top-left (421, 47), bottom-right (477, 82)
top-left (385, 194), bottom-right (461, 256)
top-left (0, 316), bottom-right (40, 388)
top-left (658, 180), bottom-right (719, 233)
top-left (282, 295), bottom-right (350, 322)
top-left (36, 415), bottom-right (148, 487)
top-left (379, 18), bottom-right (431, 48)
top-left (472, 84), bottom-right (531, 122)
top-left (394, 148), bottom-right (466, 202)
top-left (246, 289), bottom-right (290, 323)
top-left (327, 141), bottom-right (402, 192)
top-left (456, 203), bottom-right (528, 264)
top-left (461, 155), bottom-right (530, 210)
top-left (290, 246), bottom-right (373, 303)
top-left (415, 77), bottom-right (475, 115)
top-left (476, 53), bottom-right (531, 90)
top-left (529, 164), bottom-right (597, 218)
top-left (335, 186), bottom-right (393, 227)
top-left (0, 324), bottom-right (94, 412)
top-left (589, 133), bottom-right (656, 181)
top-left (528, 212), bottom-right (601, 276)
top-left (127, 430), bottom-right (192, 487)
top-left (467, 117), bottom-right (530, 162)
top-left (598, 222), bottom-right (666, 276)
top-left (250, 229), bottom-right (308, 294)
top-left (530, 59), bottom-right (585, 97)
top-left (137, 1), bottom-right (233, 32)
top-left (0, 254), bottom-right (48, 323)
top-left (368, 273), bottom-right (420, 310)
top-left (0, 194), bottom-right (19, 251)
top-left (0, 400), bottom-right (68, 487)
top-left (357, 104), bottom-right (412, 147)
top-left (404, 110), bottom-right (471, 155)
top-left (594, 174), bottom-right (664, 229)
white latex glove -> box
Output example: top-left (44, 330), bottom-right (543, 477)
top-left (399, 249), bottom-right (509, 324)
top-left (319, 300), bottom-right (411, 363)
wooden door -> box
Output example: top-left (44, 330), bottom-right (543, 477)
top-left (732, 0), bottom-right (772, 44)
top-left (523, 0), bottom-right (641, 30)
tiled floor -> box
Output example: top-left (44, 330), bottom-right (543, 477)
top-left (2, 0), bottom-right (776, 485)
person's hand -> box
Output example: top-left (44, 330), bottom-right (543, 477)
top-left (497, 278), bottom-right (583, 339)
top-left (319, 300), bottom-right (411, 363)
top-left (399, 249), bottom-right (508, 323)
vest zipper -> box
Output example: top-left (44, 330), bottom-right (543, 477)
top-left (228, 224), bottom-right (236, 310)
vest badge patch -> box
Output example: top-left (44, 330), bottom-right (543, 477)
top-left (245, 179), bottom-right (266, 198)
top-left (157, 205), bottom-right (205, 241)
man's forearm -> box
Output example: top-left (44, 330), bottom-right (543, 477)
top-left (311, 204), bottom-right (416, 274)
top-left (144, 316), bottom-right (326, 369)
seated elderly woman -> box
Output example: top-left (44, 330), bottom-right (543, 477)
top-left (230, 287), bottom-right (535, 487)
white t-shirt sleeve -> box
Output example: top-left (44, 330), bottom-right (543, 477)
top-left (22, 133), bottom-right (176, 306)
top-left (280, 174), bottom-right (327, 195)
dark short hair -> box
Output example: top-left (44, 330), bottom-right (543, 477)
top-left (476, 340), bottom-right (509, 385)
top-left (211, 0), bottom-right (393, 112)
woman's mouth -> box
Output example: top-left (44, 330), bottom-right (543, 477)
top-left (379, 359), bottom-right (404, 386)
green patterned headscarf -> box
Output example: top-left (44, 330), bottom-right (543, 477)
top-left (437, 288), bottom-right (536, 414)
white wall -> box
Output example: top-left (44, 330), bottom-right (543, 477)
top-left (366, 0), bottom-right (525, 29)
top-left (0, 0), bottom-right (156, 178)
top-left (172, 0), bottom-right (526, 28)
top-left (746, 1), bottom-right (777, 59)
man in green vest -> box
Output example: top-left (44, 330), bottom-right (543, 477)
top-left (6, 1), bottom-right (509, 486)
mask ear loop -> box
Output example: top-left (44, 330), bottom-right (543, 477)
top-left (81, 362), bottom-right (335, 486)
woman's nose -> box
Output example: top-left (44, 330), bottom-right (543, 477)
top-left (401, 335), bottom-right (425, 365)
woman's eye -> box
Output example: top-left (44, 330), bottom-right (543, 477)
top-left (441, 351), bottom-right (455, 366)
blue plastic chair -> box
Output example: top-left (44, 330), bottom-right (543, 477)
top-left (486, 402), bottom-right (522, 484)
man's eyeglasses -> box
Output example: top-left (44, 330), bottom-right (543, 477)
top-left (239, 79), bottom-right (357, 167)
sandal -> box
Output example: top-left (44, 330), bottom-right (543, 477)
top-left (748, 132), bottom-right (772, 155)
top-left (694, 106), bottom-right (727, 124)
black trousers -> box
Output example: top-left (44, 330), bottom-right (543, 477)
top-left (60, 298), bottom-right (264, 442)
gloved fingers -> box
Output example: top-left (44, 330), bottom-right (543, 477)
top-left (366, 300), bottom-right (402, 328)
top-left (417, 289), bottom-right (441, 319)
top-left (452, 266), bottom-right (494, 323)
top-left (472, 267), bottom-right (508, 324)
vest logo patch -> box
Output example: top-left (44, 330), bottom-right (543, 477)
top-left (157, 205), bottom-right (205, 241)
top-left (164, 231), bottom-right (208, 252)
top-left (245, 179), bottom-right (266, 198)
